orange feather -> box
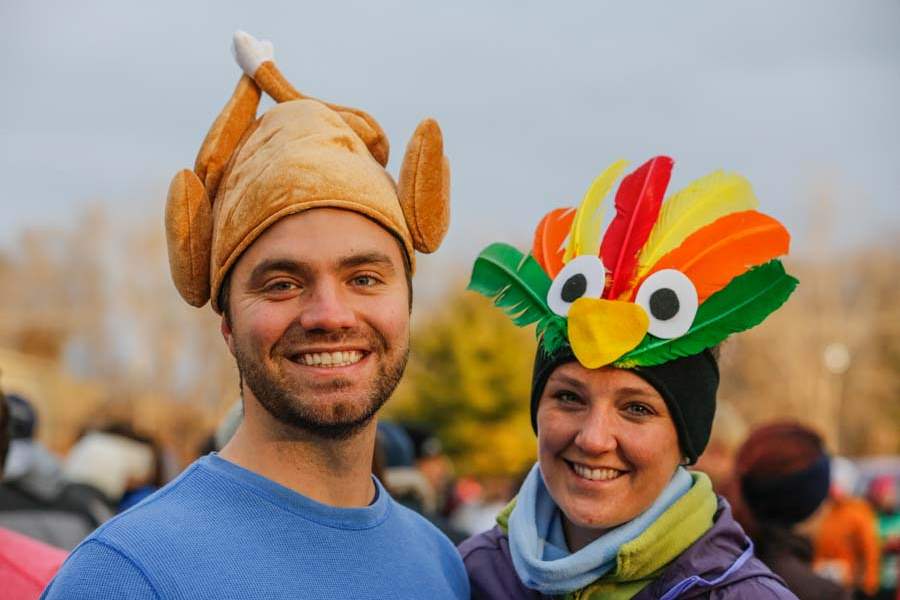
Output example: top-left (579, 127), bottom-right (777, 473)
top-left (532, 207), bottom-right (576, 278)
top-left (632, 210), bottom-right (790, 302)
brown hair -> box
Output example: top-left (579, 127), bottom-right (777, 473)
top-left (735, 422), bottom-right (824, 479)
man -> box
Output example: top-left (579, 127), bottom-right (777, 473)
top-left (42, 32), bottom-right (467, 599)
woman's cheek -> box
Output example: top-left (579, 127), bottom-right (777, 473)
top-left (537, 409), bottom-right (577, 454)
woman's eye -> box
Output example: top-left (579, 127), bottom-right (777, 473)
top-left (547, 255), bottom-right (606, 317)
top-left (624, 403), bottom-right (653, 417)
top-left (553, 391), bottom-right (582, 405)
top-left (634, 269), bottom-right (698, 338)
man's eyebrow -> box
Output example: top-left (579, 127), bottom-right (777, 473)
top-left (248, 259), bottom-right (311, 284)
top-left (337, 251), bottom-right (397, 272)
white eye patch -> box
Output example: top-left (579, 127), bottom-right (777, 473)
top-left (635, 269), bottom-right (698, 338)
top-left (547, 255), bottom-right (606, 317)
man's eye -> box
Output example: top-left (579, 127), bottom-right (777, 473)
top-left (352, 275), bottom-right (379, 287)
top-left (266, 281), bottom-right (297, 293)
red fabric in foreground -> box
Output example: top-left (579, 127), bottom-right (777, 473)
top-left (0, 527), bottom-right (67, 600)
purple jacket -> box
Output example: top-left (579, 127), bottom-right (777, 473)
top-left (458, 497), bottom-right (798, 599)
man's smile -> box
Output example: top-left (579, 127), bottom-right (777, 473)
top-left (290, 349), bottom-right (367, 368)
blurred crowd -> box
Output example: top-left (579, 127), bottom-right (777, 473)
top-left (2, 390), bottom-right (899, 600)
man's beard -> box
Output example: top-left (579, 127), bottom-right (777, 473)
top-left (234, 324), bottom-right (408, 441)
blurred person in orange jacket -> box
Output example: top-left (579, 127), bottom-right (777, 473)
top-left (0, 388), bottom-right (67, 599)
top-left (815, 456), bottom-right (881, 598)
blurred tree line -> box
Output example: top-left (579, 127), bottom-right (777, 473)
top-left (0, 200), bottom-right (897, 477)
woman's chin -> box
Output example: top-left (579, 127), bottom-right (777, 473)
top-left (561, 502), bottom-right (634, 535)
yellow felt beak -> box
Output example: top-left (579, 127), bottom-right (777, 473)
top-left (568, 298), bottom-right (649, 368)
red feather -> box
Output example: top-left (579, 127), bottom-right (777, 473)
top-left (532, 207), bottom-right (575, 278)
top-left (600, 156), bottom-right (673, 299)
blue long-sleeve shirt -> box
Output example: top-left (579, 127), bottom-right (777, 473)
top-left (42, 454), bottom-right (469, 599)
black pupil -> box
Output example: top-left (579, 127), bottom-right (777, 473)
top-left (649, 288), bottom-right (680, 320)
top-left (561, 273), bottom-right (588, 303)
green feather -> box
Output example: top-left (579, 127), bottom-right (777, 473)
top-left (617, 260), bottom-right (798, 367)
top-left (537, 315), bottom-right (568, 355)
top-left (467, 243), bottom-right (568, 353)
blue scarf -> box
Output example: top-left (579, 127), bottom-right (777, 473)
top-left (508, 463), bottom-right (692, 595)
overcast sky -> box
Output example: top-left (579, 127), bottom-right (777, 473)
top-left (2, 1), bottom-right (898, 281)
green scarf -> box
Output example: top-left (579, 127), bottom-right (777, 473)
top-left (498, 472), bottom-right (718, 600)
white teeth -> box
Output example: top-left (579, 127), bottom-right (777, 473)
top-left (572, 463), bottom-right (623, 481)
top-left (297, 351), bottom-right (363, 368)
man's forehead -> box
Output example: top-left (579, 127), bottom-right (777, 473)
top-left (248, 251), bottom-right (397, 278)
top-left (242, 209), bottom-right (404, 263)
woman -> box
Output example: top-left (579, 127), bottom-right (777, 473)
top-left (460, 156), bottom-right (799, 599)
top-left (733, 422), bottom-right (850, 600)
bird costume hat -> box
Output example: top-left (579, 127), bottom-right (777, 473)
top-left (469, 156), bottom-right (798, 370)
top-left (165, 31), bottom-right (450, 312)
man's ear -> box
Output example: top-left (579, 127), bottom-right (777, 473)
top-left (221, 314), bottom-right (237, 357)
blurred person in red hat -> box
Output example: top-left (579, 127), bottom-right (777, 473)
top-left (868, 475), bottom-right (900, 600)
top-left (735, 421), bottom-right (850, 600)
top-left (814, 456), bottom-right (881, 598)
top-left (0, 388), bottom-right (67, 599)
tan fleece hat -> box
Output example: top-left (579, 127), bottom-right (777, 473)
top-left (165, 31), bottom-right (450, 312)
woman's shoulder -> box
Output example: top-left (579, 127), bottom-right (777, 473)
top-left (641, 496), bottom-right (798, 599)
top-left (458, 525), bottom-right (506, 559)
top-left (458, 526), bottom-right (544, 600)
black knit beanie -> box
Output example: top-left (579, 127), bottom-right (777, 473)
top-left (741, 455), bottom-right (831, 525)
top-left (530, 345), bottom-right (719, 464)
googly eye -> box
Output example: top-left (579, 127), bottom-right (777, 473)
top-left (635, 269), bottom-right (698, 338)
top-left (547, 255), bottom-right (606, 316)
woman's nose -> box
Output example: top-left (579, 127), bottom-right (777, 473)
top-left (298, 280), bottom-right (357, 331)
top-left (574, 409), bottom-right (618, 455)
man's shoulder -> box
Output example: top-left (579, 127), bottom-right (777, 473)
top-left (91, 462), bottom-right (206, 541)
top-left (74, 457), bottom-right (242, 561)
top-left (41, 537), bottom-right (160, 599)
top-left (42, 459), bottom-right (236, 599)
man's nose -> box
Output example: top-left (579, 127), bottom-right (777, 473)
top-left (574, 407), bottom-right (618, 455)
top-left (298, 280), bottom-right (357, 331)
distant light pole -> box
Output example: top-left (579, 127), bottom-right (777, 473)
top-left (823, 341), bottom-right (851, 453)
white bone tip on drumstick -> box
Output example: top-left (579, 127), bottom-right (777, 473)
top-left (232, 30), bottom-right (274, 77)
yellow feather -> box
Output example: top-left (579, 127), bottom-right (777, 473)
top-left (635, 171), bottom-right (759, 278)
top-left (564, 159), bottom-right (628, 263)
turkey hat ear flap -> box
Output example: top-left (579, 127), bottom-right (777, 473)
top-left (398, 118), bottom-right (450, 253)
top-left (194, 74), bottom-right (262, 199)
top-left (165, 169), bottom-right (213, 307)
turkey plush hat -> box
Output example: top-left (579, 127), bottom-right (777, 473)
top-left (468, 157), bottom-right (799, 462)
top-left (165, 31), bottom-right (450, 312)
